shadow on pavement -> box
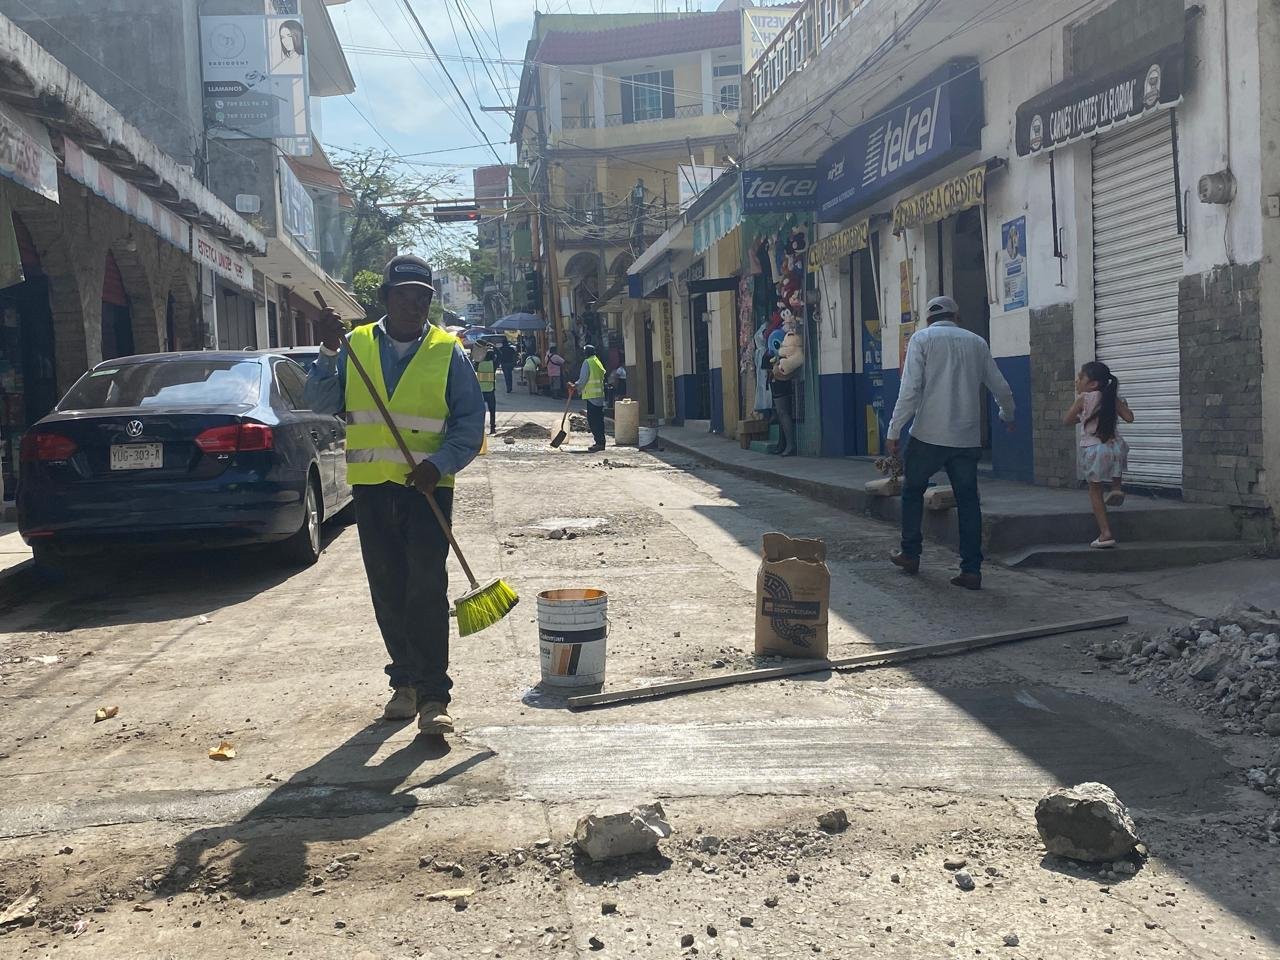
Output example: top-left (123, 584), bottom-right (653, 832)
top-left (161, 721), bottom-right (494, 901)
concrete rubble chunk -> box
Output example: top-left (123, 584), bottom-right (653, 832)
top-left (1035, 782), bottom-right (1139, 862)
top-left (1189, 646), bottom-right (1234, 681)
top-left (574, 802), bottom-right (671, 862)
top-left (816, 808), bottom-right (849, 833)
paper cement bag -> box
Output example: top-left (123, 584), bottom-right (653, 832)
top-left (754, 533), bottom-right (830, 660)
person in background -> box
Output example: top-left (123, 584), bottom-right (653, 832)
top-left (304, 254), bottom-right (483, 736)
top-left (497, 339), bottom-right (518, 393)
top-left (522, 351), bottom-right (541, 395)
top-left (886, 295), bottom-right (1016, 591)
top-left (764, 353), bottom-right (796, 456)
top-left (546, 348), bottom-right (565, 399)
top-left (474, 342), bottom-right (498, 435)
top-left (1063, 360), bottom-right (1134, 549)
top-left (608, 362), bottom-right (628, 401)
top-left (573, 344), bottom-right (608, 453)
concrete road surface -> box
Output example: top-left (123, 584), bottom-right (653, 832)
top-left (0, 389), bottom-right (1276, 959)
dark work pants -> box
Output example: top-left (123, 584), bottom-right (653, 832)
top-left (353, 483), bottom-right (455, 704)
top-left (586, 401), bottom-right (606, 447)
top-left (771, 394), bottom-right (796, 454)
top-left (901, 438), bottom-right (983, 575)
top-left (483, 391), bottom-right (496, 431)
top-left (501, 365), bottom-right (514, 392)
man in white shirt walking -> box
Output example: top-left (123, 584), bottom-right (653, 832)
top-left (886, 296), bottom-right (1016, 590)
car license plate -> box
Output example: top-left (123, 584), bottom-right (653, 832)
top-left (110, 443), bottom-right (163, 471)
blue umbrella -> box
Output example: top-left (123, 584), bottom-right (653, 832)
top-left (493, 312), bottom-right (545, 332)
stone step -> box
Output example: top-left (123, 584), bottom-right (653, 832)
top-left (1002, 540), bottom-right (1257, 573)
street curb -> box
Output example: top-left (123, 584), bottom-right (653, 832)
top-left (654, 435), bottom-right (964, 548)
top-left (0, 559), bottom-right (42, 609)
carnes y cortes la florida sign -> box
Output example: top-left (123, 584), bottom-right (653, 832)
top-left (1015, 44), bottom-right (1184, 157)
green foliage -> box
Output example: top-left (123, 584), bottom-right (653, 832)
top-left (329, 146), bottom-right (464, 281)
top-left (352, 269), bottom-right (382, 321)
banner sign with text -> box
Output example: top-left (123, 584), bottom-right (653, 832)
top-left (0, 102), bottom-right (58, 202)
top-left (817, 62), bottom-right (983, 222)
top-left (892, 166), bottom-right (986, 235)
top-left (808, 219), bottom-right (870, 271)
top-left (1015, 44), bottom-right (1184, 157)
top-left (192, 225), bottom-right (253, 292)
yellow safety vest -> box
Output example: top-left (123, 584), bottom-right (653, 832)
top-left (476, 358), bottom-right (496, 392)
top-left (344, 323), bottom-right (456, 488)
top-left (581, 355), bottom-right (607, 400)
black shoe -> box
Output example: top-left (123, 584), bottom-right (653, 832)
top-left (489, 428), bottom-right (497, 435)
top-left (587, 444), bottom-right (605, 453)
top-left (950, 573), bottom-right (982, 591)
top-left (890, 551), bottom-right (920, 575)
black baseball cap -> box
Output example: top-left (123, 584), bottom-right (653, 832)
top-left (382, 254), bottom-right (435, 292)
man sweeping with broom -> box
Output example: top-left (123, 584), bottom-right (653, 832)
top-left (305, 254), bottom-right (513, 735)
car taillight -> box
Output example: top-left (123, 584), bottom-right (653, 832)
top-left (195, 424), bottom-right (274, 454)
top-left (20, 432), bottom-right (78, 462)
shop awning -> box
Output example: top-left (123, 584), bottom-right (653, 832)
top-left (0, 12), bottom-right (264, 253)
top-left (627, 217), bottom-right (691, 296)
top-left (253, 231), bottom-right (363, 320)
top-left (64, 137), bottom-right (189, 253)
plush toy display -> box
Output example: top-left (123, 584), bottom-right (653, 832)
top-left (774, 316), bottom-right (805, 380)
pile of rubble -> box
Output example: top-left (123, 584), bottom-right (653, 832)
top-left (1091, 603), bottom-right (1280, 736)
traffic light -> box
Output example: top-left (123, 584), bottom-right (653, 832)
top-left (524, 270), bottom-right (541, 312)
top-left (432, 204), bottom-right (480, 223)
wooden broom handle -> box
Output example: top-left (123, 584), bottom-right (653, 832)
top-left (316, 294), bottom-right (480, 588)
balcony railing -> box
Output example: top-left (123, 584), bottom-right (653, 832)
top-left (559, 102), bottom-right (721, 132)
top-left (745, 0), bottom-right (868, 116)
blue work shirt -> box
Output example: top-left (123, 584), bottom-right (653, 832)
top-left (303, 319), bottom-right (486, 479)
top-left (575, 359), bottom-right (604, 407)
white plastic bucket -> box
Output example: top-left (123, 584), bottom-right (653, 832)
top-left (637, 425), bottom-right (658, 449)
top-left (613, 400), bottom-right (640, 446)
top-left (538, 588), bottom-right (608, 687)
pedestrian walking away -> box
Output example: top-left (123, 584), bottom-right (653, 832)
top-left (574, 343), bottom-right (608, 452)
top-left (546, 348), bottom-right (565, 398)
top-left (886, 295), bottom-right (1016, 590)
top-left (474, 343), bottom-right (498, 435)
top-left (522, 351), bottom-right (540, 394)
top-left (607, 362), bottom-right (628, 400)
top-left (498, 340), bottom-right (517, 393)
top-left (764, 353), bottom-right (796, 456)
top-left (304, 253), bottom-right (485, 735)
top-left (1063, 360), bottom-right (1135, 549)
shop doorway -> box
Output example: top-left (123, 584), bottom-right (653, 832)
top-left (947, 208), bottom-right (992, 450)
top-left (642, 319), bottom-right (656, 417)
top-left (851, 235), bottom-right (885, 455)
top-left (101, 251), bottom-right (134, 361)
top-left (689, 293), bottom-right (710, 420)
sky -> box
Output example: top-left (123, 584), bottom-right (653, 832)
top-left (322, 0), bottom-right (721, 201)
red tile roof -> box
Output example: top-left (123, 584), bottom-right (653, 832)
top-left (535, 11), bottom-right (741, 65)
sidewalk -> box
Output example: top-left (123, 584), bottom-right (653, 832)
top-left (653, 424), bottom-right (1258, 572)
top-left (0, 522), bottom-right (31, 575)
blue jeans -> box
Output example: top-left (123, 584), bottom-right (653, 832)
top-left (900, 439), bottom-right (983, 575)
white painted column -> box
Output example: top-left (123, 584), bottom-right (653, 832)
top-left (701, 50), bottom-right (714, 116)
top-left (592, 65), bottom-right (606, 129)
top-left (547, 68), bottom-right (563, 132)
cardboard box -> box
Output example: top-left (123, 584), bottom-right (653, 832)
top-left (755, 533), bottom-right (830, 660)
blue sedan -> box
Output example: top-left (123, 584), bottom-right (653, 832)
top-left (18, 352), bottom-right (351, 567)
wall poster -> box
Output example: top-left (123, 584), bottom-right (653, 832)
top-left (1001, 216), bottom-right (1028, 311)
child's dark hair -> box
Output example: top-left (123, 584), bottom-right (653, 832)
top-left (1082, 360), bottom-right (1119, 442)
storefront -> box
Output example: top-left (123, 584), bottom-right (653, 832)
top-left (813, 60), bottom-right (987, 460)
top-left (688, 174), bottom-right (742, 436)
top-left (1016, 43), bottom-right (1186, 488)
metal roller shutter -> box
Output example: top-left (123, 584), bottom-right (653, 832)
top-left (1091, 113), bottom-right (1184, 487)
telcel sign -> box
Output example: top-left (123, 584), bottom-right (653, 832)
top-left (740, 168), bottom-right (819, 213)
top-left (817, 61), bottom-right (983, 222)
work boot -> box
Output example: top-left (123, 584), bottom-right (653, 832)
top-left (417, 701), bottom-right (455, 735)
top-left (950, 572), bottom-right (982, 591)
top-left (890, 551), bottom-right (920, 575)
top-left (383, 687), bottom-right (418, 720)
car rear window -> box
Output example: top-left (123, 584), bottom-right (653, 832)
top-left (60, 361), bottom-right (263, 410)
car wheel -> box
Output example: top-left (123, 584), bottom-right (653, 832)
top-left (280, 475), bottom-right (322, 567)
top-left (30, 541), bottom-right (69, 582)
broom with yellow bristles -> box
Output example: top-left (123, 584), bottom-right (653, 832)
top-left (316, 295), bottom-right (518, 636)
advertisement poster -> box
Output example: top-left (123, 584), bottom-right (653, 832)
top-left (201, 2), bottom-right (310, 146)
top-left (1001, 216), bottom-right (1028, 311)
top-left (898, 259), bottom-right (916, 373)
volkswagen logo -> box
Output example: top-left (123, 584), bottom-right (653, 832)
top-left (125, 420), bottom-right (144, 438)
